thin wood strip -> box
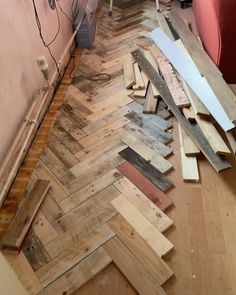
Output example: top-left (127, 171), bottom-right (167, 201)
top-left (180, 125), bottom-right (200, 156)
top-left (178, 124), bottom-right (200, 182)
top-left (143, 82), bottom-right (158, 113)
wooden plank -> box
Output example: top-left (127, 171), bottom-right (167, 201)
top-left (82, 106), bottom-right (131, 135)
top-left (169, 12), bottom-right (236, 124)
top-left (119, 147), bottom-right (173, 192)
top-left (60, 169), bottom-right (122, 213)
top-left (182, 106), bottom-right (196, 121)
top-left (113, 177), bottom-right (173, 232)
top-left (195, 116), bottom-right (231, 155)
top-left (156, 12), bottom-right (175, 41)
top-left (144, 51), bottom-right (161, 97)
top-left (128, 101), bottom-right (172, 130)
top-left (178, 123), bottom-right (200, 182)
top-left (37, 248), bottom-right (112, 295)
top-left (1, 179), bottom-right (50, 252)
top-left (35, 224), bottom-right (115, 288)
top-left (123, 54), bottom-right (135, 89)
top-left (143, 82), bottom-right (158, 113)
top-left (151, 46), bottom-right (190, 108)
top-left (107, 215), bottom-right (174, 285)
top-left (133, 63), bottom-right (145, 89)
top-left (111, 196), bottom-right (173, 257)
top-left (131, 49), bottom-right (231, 172)
top-left (104, 237), bottom-right (167, 295)
top-left (121, 133), bottom-right (173, 173)
top-left (150, 28), bottom-right (234, 131)
top-left (53, 185), bottom-right (120, 233)
top-left (45, 203), bottom-right (117, 259)
top-left (180, 125), bottom-right (200, 156)
top-left (117, 161), bottom-right (173, 211)
top-left (174, 39), bottom-right (210, 117)
top-left (125, 111), bottom-right (172, 144)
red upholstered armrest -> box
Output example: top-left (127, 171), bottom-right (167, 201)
top-left (193, 0), bottom-right (236, 83)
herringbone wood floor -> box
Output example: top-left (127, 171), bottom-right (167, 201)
top-left (3, 1), bottom-right (236, 295)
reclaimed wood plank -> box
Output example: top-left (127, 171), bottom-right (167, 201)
top-left (104, 237), bottom-right (167, 295)
top-left (131, 49), bottom-right (231, 172)
top-left (117, 161), bottom-right (173, 211)
top-left (1, 180), bottom-right (50, 252)
top-left (119, 147), bottom-right (173, 192)
top-left (107, 215), bottom-right (174, 285)
top-left (113, 177), bottom-right (173, 232)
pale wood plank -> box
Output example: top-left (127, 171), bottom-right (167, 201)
top-left (111, 195), bottom-right (173, 256)
top-left (180, 125), bottom-right (201, 156)
top-left (143, 82), bottom-right (158, 114)
top-left (113, 177), bottom-right (173, 232)
top-left (121, 132), bottom-right (173, 173)
top-left (104, 237), bottom-right (167, 295)
top-left (133, 63), bottom-right (145, 89)
top-left (1, 180), bottom-right (50, 252)
top-left (144, 50), bottom-right (160, 97)
top-left (178, 123), bottom-right (200, 182)
top-left (123, 54), bottom-right (135, 89)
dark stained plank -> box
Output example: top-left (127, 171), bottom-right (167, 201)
top-left (125, 111), bottom-right (172, 144)
top-left (22, 230), bottom-right (51, 272)
top-left (119, 147), bottom-right (173, 192)
top-left (1, 179), bottom-right (50, 252)
top-left (131, 49), bottom-right (231, 172)
top-left (117, 160), bottom-right (173, 211)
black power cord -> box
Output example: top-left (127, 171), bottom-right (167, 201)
top-left (32, 0), bottom-right (62, 79)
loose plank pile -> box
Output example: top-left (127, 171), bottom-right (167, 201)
top-left (122, 11), bottom-right (236, 181)
top-left (1, 2), bottom-right (176, 295)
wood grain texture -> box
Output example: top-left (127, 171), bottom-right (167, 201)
top-left (123, 54), bottom-right (135, 89)
top-left (117, 160), bottom-right (173, 211)
top-left (143, 82), bottom-right (158, 114)
top-left (104, 237), bottom-right (168, 295)
top-left (111, 195), bottom-right (173, 257)
top-left (107, 215), bottom-right (174, 285)
top-left (131, 49), bottom-right (231, 172)
top-left (1, 179), bottom-right (50, 252)
top-left (119, 147), bottom-right (173, 192)
top-left (113, 177), bottom-right (173, 232)
top-left (169, 12), bottom-right (236, 124)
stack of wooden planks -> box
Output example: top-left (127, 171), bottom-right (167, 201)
top-left (126, 12), bottom-right (236, 182)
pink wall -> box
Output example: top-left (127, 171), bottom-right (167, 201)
top-left (0, 0), bottom-right (86, 165)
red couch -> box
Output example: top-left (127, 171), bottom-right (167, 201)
top-left (193, 0), bottom-right (236, 83)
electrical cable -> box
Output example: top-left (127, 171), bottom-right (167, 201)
top-left (32, 0), bottom-right (62, 79)
top-left (56, 0), bottom-right (74, 23)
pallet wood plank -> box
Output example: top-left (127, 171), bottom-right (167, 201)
top-left (113, 177), bottom-right (173, 232)
top-left (45, 203), bottom-right (117, 259)
top-left (180, 125), bottom-right (200, 156)
top-left (169, 12), bottom-right (236, 124)
top-left (104, 237), bottom-right (167, 295)
top-left (143, 82), bottom-right (158, 113)
top-left (121, 133), bottom-right (173, 173)
top-left (119, 147), bottom-right (173, 192)
top-left (131, 49), bottom-right (231, 172)
top-left (195, 116), bottom-right (231, 155)
top-left (117, 161), bottom-right (173, 211)
top-left (107, 214), bottom-right (174, 285)
top-left (36, 224), bottom-right (115, 288)
top-left (125, 111), bottom-right (172, 144)
top-left (1, 179), bottom-right (50, 252)
top-left (178, 123), bottom-right (200, 182)
top-left (144, 51), bottom-right (161, 97)
top-left (133, 63), bottom-right (145, 89)
top-left (37, 248), bottom-right (112, 295)
top-left (123, 54), bottom-right (135, 89)
top-left (111, 195), bottom-right (173, 256)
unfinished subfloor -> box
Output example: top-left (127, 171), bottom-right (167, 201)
top-left (3, 1), bottom-right (236, 294)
